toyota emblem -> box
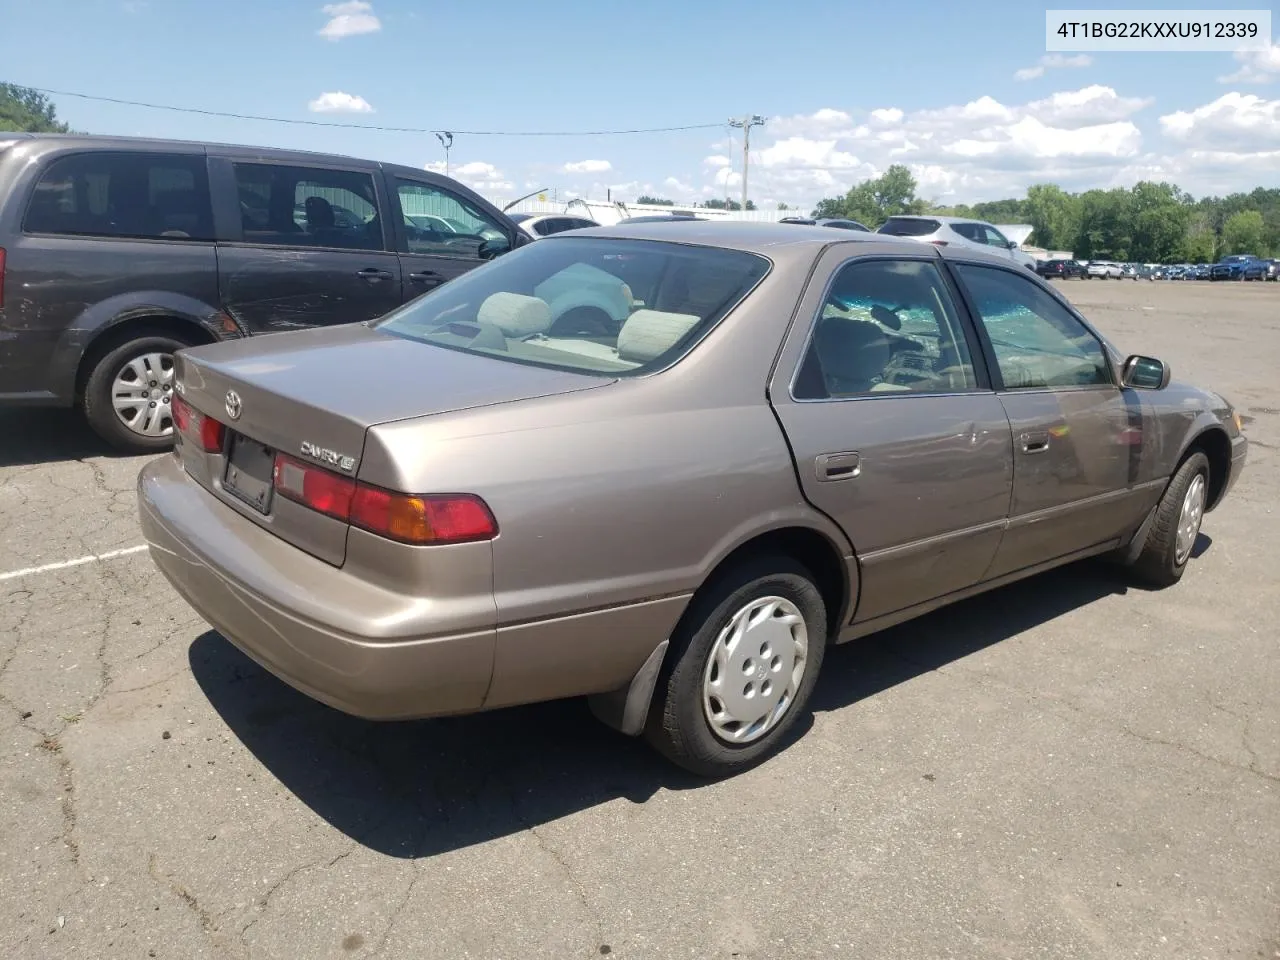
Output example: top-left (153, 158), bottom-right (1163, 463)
top-left (224, 390), bottom-right (242, 421)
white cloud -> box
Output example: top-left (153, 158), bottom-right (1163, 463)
top-left (702, 154), bottom-right (731, 169)
top-left (318, 0), bottom-right (380, 40)
top-left (307, 91), bottom-right (374, 114)
top-left (663, 176), bottom-right (694, 195)
top-left (1014, 53), bottom-right (1093, 81)
top-left (869, 108), bottom-right (904, 125)
top-left (1219, 39), bottom-right (1280, 84)
top-left (424, 160), bottom-right (513, 194)
top-left (1026, 85), bottom-right (1152, 127)
top-left (562, 159), bottom-right (612, 174)
top-left (1159, 92), bottom-right (1280, 151)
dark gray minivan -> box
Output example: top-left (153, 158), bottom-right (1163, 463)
top-left (0, 133), bottom-right (527, 452)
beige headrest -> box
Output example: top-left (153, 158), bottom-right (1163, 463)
top-left (477, 293), bottom-right (552, 338)
top-left (617, 309), bottom-right (700, 363)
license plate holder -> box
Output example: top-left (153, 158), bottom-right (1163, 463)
top-left (223, 434), bottom-right (275, 514)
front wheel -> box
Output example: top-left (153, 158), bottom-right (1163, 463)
top-left (83, 333), bottom-right (197, 454)
top-left (1126, 452), bottom-right (1210, 588)
top-left (645, 557), bottom-right (828, 777)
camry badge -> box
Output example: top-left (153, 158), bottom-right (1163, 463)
top-left (224, 390), bottom-right (242, 420)
top-left (300, 441), bottom-right (356, 473)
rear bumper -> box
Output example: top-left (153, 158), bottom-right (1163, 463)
top-left (138, 454), bottom-right (496, 720)
top-left (138, 454), bottom-right (690, 721)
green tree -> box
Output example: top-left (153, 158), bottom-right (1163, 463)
top-left (813, 164), bottom-right (922, 227)
top-left (636, 195), bottom-right (674, 206)
top-left (1182, 211), bottom-right (1217, 262)
top-left (701, 198), bottom-right (755, 211)
top-left (1221, 210), bottom-right (1266, 255)
top-left (1127, 181), bottom-right (1191, 263)
top-left (1025, 183), bottom-right (1081, 251)
top-left (777, 202), bottom-right (790, 211)
top-left (0, 83), bottom-right (70, 133)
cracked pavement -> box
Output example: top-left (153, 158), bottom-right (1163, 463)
top-left (1, 281), bottom-right (1278, 959)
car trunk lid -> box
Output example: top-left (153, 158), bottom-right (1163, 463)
top-left (173, 322), bottom-right (608, 565)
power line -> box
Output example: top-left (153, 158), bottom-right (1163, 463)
top-left (8, 84), bottom-right (724, 137)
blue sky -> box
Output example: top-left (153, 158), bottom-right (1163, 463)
top-left (3, 0), bottom-right (1278, 208)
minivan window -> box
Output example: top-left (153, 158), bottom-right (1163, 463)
top-left (234, 163), bottom-right (383, 251)
top-left (877, 218), bottom-right (941, 237)
top-left (396, 179), bottom-right (508, 258)
top-left (24, 152), bottom-right (214, 241)
top-left (374, 237), bottom-right (769, 376)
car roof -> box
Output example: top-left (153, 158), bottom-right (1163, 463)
top-left (550, 220), bottom-right (1025, 269)
top-left (882, 214), bottom-right (996, 226)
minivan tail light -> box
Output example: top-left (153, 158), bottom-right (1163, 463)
top-left (351, 488), bottom-right (497, 545)
top-left (172, 394), bottom-right (225, 452)
top-left (272, 453), bottom-right (356, 521)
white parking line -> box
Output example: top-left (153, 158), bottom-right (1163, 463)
top-left (0, 544), bottom-right (149, 583)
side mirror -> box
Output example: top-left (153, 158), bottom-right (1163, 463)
top-left (477, 236), bottom-right (512, 260)
top-left (1007, 240), bottom-right (1018, 250)
top-left (1121, 354), bottom-right (1171, 390)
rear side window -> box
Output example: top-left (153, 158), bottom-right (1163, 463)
top-left (234, 163), bottom-right (383, 250)
top-left (24, 151), bottom-right (214, 241)
top-left (877, 217), bottom-right (940, 237)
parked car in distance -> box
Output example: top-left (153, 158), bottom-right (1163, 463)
top-left (616, 213), bottom-right (707, 224)
top-left (1035, 258), bottom-right (1085, 280)
top-left (139, 223), bottom-right (1248, 777)
top-left (1086, 260), bottom-right (1122, 279)
top-left (0, 133), bottom-right (528, 452)
top-left (876, 215), bottom-right (1039, 271)
top-left (1187, 264), bottom-right (1210, 281)
top-left (1265, 259), bottom-right (1279, 281)
top-left (779, 217), bottom-right (871, 232)
top-left (508, 212), bottom-right (600, 240)
top-left (1210, 254), bottom-right (1268, 281)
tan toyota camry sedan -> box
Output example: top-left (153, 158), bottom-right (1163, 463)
top-left (138, 222), bottom-right (1247, 776)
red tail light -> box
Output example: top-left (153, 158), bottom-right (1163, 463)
top-left (172, 394), bottom-right (225, 452)
top-left (272, 454), bottom-right (356, 521)
top-left (0, 247), bottom-right (6, 308)
top-left (271, 454), bottom-right (497, 545)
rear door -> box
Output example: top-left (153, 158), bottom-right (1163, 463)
top-left (0, 146), bottom-right (218, 399)
top-left (387, 175), bottom-right (517, 301)
top-left (211, 157), bottom-right (401, 332)
top-left (948, 260), bottom-right (1156, 578)
top-left (768, 249), bottom-right (1013, 625)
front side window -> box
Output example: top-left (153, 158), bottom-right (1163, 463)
top-left (795, 259), bottom-right (979, 399)
top-left (952, 263), bottom-right (1112, 390)
top-left (234, 163), bottom-right (382, 251)
top-left (982, 225), bottom-right (1010, 247)
top-left (374, 237), bottom-right (769, 376)
top-left (25, 151), bottom-right (214, 241)
top-left (396, 179), bottom-right (508, 258)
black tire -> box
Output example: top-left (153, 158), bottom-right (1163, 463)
top-left (644, 556), bottom-right (828, 777)
top-left (1126, 452), bottom-right (1210, 588)
top-left (83, 333), bottom-right (197, 454)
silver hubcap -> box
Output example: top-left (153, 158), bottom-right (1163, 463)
top-left (1175, 473), bottom-right (1206, 565)
top-left (702, 595), bottom-right (809, 745)
top-left (111, 352), bottom-right (176, 438)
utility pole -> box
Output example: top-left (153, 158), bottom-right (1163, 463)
top-left (727, 115), bottom-right (766, 211)
top-left (435, 131), bottom-right (454, 177)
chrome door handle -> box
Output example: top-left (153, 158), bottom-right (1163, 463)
top-left (815, 451), bottom-right (860, 481)
top-left (1020, 431), bottom-right (1050, 454)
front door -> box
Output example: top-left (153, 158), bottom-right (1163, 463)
top-left (949, 260), bottom-right (1156, 578)
top-left (769, 252), bottom-right (1014, 625)
top-left (390, 177), bottom-right (515, 303)
top-left (214, 159), bottom-right (402, 333)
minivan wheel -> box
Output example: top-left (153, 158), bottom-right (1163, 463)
top-left (645, 556), bottom-right (827, 777)
top-left (1126, 452), bottom-right (1210, 589)
top-left (83, 334), bottom-right (195, 453)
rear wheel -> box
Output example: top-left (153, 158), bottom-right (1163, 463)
top-left (1126, 452), bottom-right (1210, 588)
top-left (645, 556), bottom-right (827, 777)
top-left (83, 333), bottom-right (198, 453)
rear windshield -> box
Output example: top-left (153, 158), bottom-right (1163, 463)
top-left (877, 217), bottom-right (940, 237)
top-left (374, 237), bottom-right (770, 376)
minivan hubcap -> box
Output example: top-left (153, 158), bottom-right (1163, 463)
top-left (1175, 473), bottom-right (1206, 565)
top-left (702, 596), bottom-right (809, 745)
top-left (111, 352), bottom-right (176, 438)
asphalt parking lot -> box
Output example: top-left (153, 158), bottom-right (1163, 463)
top-left (2, 279), bottom-right (1277, 960)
